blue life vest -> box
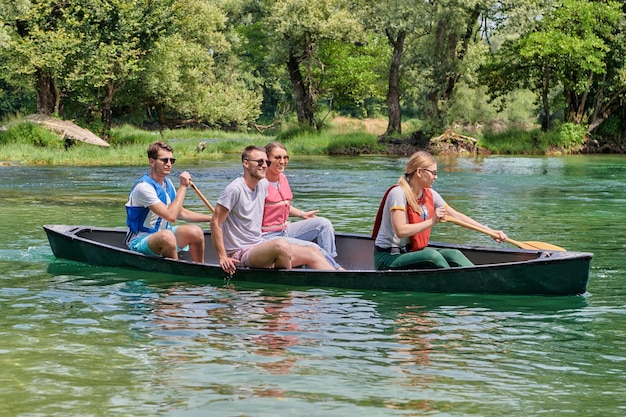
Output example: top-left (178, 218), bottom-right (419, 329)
top-left (126, 173), bottom-right (176, 234)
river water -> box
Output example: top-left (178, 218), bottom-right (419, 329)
top-left (1, 154), bottom-right (625, 416)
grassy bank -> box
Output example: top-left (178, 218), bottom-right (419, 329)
top-left (0, 117), bottom-right (587, 166)
top-left (0, 121), bottom-right (385, 166)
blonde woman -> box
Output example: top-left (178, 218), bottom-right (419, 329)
top-left (372, 151), bottom-right (507, 270)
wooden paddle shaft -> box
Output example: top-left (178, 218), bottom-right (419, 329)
top-left (443, 215), bottom-right (505, 239)
top-left (442, 215), bottom-right (566, 251)
top-left (443, 215), bottom-right (527, 248)
top-left (189, 181), bottom-right (215, 212)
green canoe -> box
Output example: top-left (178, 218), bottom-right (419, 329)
top-left (43, 225), bottom-right (592, 296)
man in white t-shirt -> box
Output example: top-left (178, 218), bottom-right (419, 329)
top-left (211, 146), bottom-right (334, 274)
top-left (125, 141), bottom-right (212, 262)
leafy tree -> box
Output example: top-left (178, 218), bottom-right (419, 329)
top-left (314, 37), bottom-right (388, 117)
top-left (0, 0), bottom-right (176, 138)
top-left (358, 0), bottom-right (494, 136)
top-left (66, 0), bottom-right (175, 138)
top-left (585, 3), bottom-right (626, 133)
top-left (480, 0), bottom-right (623, 132)
top-left (138, 0), bottom-right (262, 130)
top-left (417, 0), bottom-right (486, 130)
top-left (264, 0), bottom-right (364, 129)
top-left (0, 0), bottom-right (84, 115)
top-left (356, 0), bottom-right (429, 136)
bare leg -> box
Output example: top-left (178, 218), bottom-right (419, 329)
top-left (290, 245), bottom-right (335, 270)
top-left (248, 238), bottom-right (293, 269)
top-left (174, 224), bottom-right (205, 262)
top-left (147, 230), bottom-right (178, 259)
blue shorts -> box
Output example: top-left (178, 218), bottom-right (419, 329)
top-left (128, 227), bottom-right (189, 257)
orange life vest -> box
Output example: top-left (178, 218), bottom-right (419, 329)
top-left (372, 185), bottom-right (434, 251)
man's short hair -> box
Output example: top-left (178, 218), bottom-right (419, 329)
top-left (147, 141), bottom-right (173, 159)
top-left (241, 145), bottom-right (266, 161)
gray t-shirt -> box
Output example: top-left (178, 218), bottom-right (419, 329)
top-left (217, 176), bottom-right (269, 255)
top-left (374, 186), bottom-right (446, 249)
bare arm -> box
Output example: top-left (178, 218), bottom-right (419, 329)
top-left (390, 208), bottom-right (441, 238)
top-left (289, 205), bottom-right (318, 219)
top-left (445, 205), bottom-right (508, 242)
top-left (147, 171), bottom-right (193, 222)
top-left (178, 207), bottom-right (212, 223)
top-left (210, 204), bottom-right (239, 274)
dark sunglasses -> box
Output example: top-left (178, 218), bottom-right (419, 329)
top-left (155, 157), bottom-right (176, 164)
top-left (245, 158), bottom-right (271, 167)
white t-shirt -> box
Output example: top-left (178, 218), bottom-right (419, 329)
top-left (217, 177), bottom-right (269, 255)
top-left (374, 186), bottom-right (446, 248)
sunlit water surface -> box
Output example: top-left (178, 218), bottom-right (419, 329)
top-left (1, 154), bottom-right (625, 416)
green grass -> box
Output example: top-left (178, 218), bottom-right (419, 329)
top-left (0, 117), bottom-right (590, 166)
top-left (0, 121), bottom-right (383, 165)
top-left (479, 123), bottom-right (587, 155)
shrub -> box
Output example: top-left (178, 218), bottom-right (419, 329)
top-left (0, 121), bottom-right (63, 147)
top-left (542, 122), bottom-right (587, 149)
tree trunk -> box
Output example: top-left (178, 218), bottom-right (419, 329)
top-left (587, 79), bottom-right (626, 133)
top-left (385, 29), bottom-right (405, 137)
top-left (564, 73), bottom-right (592, 124)
top-left (287, 52), bottom-right (316, 128)
top-left (541, 68), bottom-right (551, 131)
top-left (440, 6), bottom-right (479, 102)
top-left (35, 71), bottom-right (60, 115)
top-left (100, 80), bottom-right (116, 140)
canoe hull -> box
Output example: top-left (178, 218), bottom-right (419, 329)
top-left (43, 225), bottom-right (593, 296)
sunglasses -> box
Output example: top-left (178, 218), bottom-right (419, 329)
top-left (421, 168), bottom-right (437, 176)
top-left (245, 158), bottom-right (271, 167)
top-left (155, 157), bottom-right (176, 164)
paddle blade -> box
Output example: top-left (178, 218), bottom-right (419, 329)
top-left (516, 241), bottom-right (566, 251)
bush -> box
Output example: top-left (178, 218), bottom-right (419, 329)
top-left (327, 133), bottom-right (384, 155)
top-left (480, 128), bottom-right (545, 154)
top-left (542, 122), bottom-right (587, 148)
top-left (108, 124), bottom-right (159, 146)
top-left (0, 121), bottom-right (63, 148)
top-left (275, 123), bottom-right (317, 141)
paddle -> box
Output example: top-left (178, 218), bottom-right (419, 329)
top-left (442, 215), bottom-right (566, 251)
top-left (189, 181), bottom-right (215, 212)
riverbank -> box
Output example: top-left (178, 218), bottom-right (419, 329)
top-left (1, 116), bottom-right (622, 166)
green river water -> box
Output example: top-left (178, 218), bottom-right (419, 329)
top-left (1, 154), bottom-right (624, 416)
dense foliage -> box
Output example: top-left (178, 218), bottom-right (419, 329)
top-left (1, 0), bottom-right (625, 145)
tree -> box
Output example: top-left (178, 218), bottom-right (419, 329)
top-left (138, 0), bottom-right (262, 130)
top-left (356, 0), bottom-right (429, 136)
top-left (480, 0), bottom-right (623, 132)
top-left (0, 0), bottom-right (176, 138)
top-left (67, 0), bottom-right (176, 138)
top-left (358, 0), bottom-right (494, 136)
top-left (412, 0), bottom-right (491, 131)
top-left (314, 37), bottom-right (388, 116)
top-left (265, 0), bottom-right (364, 129)
top-left (0, 0), bottom-right (84, 115)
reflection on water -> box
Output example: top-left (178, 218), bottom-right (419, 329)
top-left (1, 155), bottom-right (626, 416)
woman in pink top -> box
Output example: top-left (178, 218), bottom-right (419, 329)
top-left (262, 142), bottom-right (341, 269)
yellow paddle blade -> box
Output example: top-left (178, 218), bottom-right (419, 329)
top-left (515, 240), bottom-right (567, 251)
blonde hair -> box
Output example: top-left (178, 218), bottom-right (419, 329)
top-left (265, 142), bottom-right (287, 157)
top-left (397, 151), bottom-right (436, 214)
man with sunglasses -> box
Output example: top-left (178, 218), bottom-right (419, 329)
top-left (125, 141), bottom-right (212, 262)
top-left (211, 145), bottom-right (335, 274)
